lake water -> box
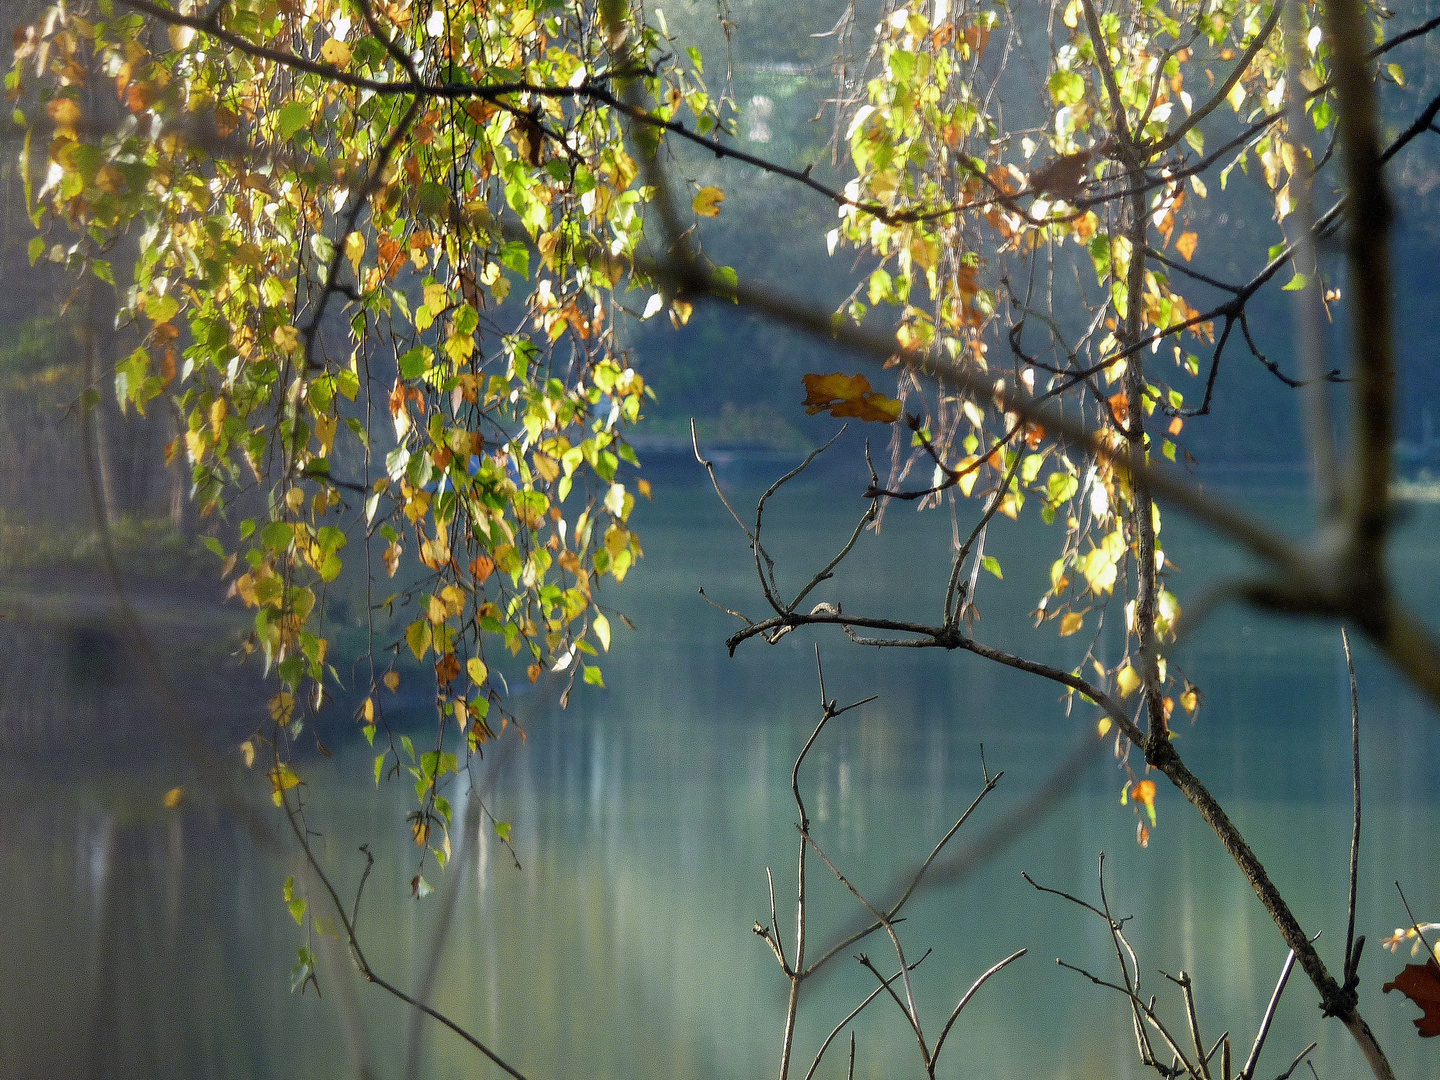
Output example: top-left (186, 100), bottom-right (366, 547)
top-left (5, 456), bottom-right (1440, 1080)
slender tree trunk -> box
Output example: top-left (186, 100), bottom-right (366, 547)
top-left (81, 288), bottom-right (119, 528)
top-left (167, 404), bottom-right (195, 537)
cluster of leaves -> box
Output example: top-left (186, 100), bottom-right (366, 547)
top-left (798, 0), bottom-right (1395, 832)
top-left (8, 0), bottom-right (723, 864)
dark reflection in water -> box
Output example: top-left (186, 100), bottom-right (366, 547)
top-left (4, 468), bottom-right (1440, 1080)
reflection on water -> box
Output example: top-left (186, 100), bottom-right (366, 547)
top-left (4, 466), bottom-right (1440, 1080)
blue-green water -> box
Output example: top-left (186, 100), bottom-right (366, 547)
top-left (5, 462), bottom-right (1440, 1080)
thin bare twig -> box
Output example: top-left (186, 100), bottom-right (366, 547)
top-left (1238, 950), bottom-right (1297, 1080)
top-left (1342, 628), bottom-right (1363, 994)
top-left (931, 948), bottom-right (1028, 1063)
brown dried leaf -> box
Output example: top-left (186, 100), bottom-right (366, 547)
top-left (1385, 960), bottom-right (1440, 1036)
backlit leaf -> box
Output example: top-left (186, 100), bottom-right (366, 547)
top-left (692, 186), bottom-right (725, 217)
top-left (1131, 779), bottom-right (1157, 825)
top-left (801, 372), bottom-right (903, 424)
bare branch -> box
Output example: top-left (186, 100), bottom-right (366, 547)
top-left (931, 949), bottom-right (1028, 1064)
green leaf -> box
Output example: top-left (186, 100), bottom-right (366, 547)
top-left (499, 241), bottom-right (529, 278)
top-left (1047, 70), bottom-right (1086, 106)
top-left (282, 876), bottom-right (307, 925)
top-left (289, 947), bottom-right (316, 993)
top-left (27, 236), bottom-right (44, 266)
top-left (399, 346), bottom-right (432, 379)
top-left (981, 555), bottom-right (1003, 579)
top-left (145, 294), bottom-right (179, 324)
top-left (278, 102), bottom-right (310, 140)
top-left (1281, 272), bottom-right (1308, 292)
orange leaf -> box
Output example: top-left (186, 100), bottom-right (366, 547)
top-left (801, 372), bottom-right (902, 424)
top-left (1108, 391), bottom-right (1129, 425)
top-left (1385, 960), bottom-right (1440, 1037)
top-left (1132, 779), bottom-right (1157, 826)
top-left (1175, 231), bottom-right (1199, 262)
top-left (435, 652), bottom-right (461, 686)
top-left (803, 372), bottom-right (872, 411)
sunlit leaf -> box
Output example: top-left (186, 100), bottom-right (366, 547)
top-left (692, 186), bottom-right (725, 217)
top-left (1131, 779), bottom-right (1157, 826)
top-left (801, 373), bottom-right (902, 424)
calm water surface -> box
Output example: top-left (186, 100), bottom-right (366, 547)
top-left (5, 460), bottom-right (1440, 1080)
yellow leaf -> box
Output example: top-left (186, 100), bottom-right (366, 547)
top-left (467, 656), bottom-right (488, 686)
top-left (1180, 688), bottom-right (1199, 713)
top-left (320, 38), bottom-right (352, 67)
top-left (957, 457), bottom-right (980, 497)
top-left (163, 787), bottom-right (185, 809)
top-left (240, 740), bottom-right (256, 768)
top-left (269, 763), bottom-right (301, 805)
top-left (440, 584), bottom-right (466, 618)
top-left (1116, 664), bottom-right (1141, 697)
top-left (46, 97), bottom-right (81, 137)
top-left (1097, 716), bottom-right (1112, 737)
top-left (1175, 231), bottom-right (1198, 262)
top-left (345, 231), bottom-right (366, 278)
top-left (533, 452), bottom-right (561, 482)
top-left (269, 692), bottom-right (295, 726)
top-left (692, 186), bottom-right (725, 217)
top-left (1059, 611), bottom-right (1085, 637)
top-left (363, 697), bottom-right (375, 723)
top-left (594, 612), bottom-right (611, 652)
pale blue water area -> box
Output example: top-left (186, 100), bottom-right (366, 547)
top-left (5, 459), bottom-right (1440, 1080)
